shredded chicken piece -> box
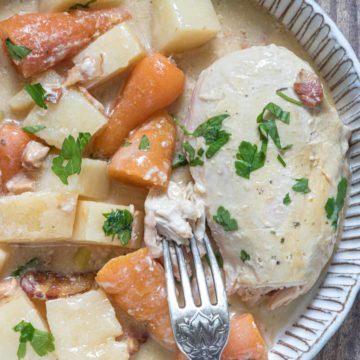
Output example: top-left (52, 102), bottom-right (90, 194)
top-left (0, 278), bottom-right (17, 300)
top-left (5, 172), bottom-right (35, 194)
top-left (22, 140), bottom-right (50, 169)
top-left (45, 87), bottom-right (63, 104)
top-left (294, 69), bottom-right (324, 107)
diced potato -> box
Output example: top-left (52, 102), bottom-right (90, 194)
top-left (152, 0), bottom-right (221, 54)
top-left (36, 156), bottom-right (110, 200)
top-left (0, 289), bottom-right (57, 360)
top-left (73, 23), bottom-right (145, 88)
top-left (0, 192), bottom-right (78, 242)
top-left (22, 88), bottom-right (107, 149)
top-left (9, 70), bottom-right (62, 116)
top-left (46, 289), bottom-right (128, 360)
top-left (72, 200), bottom-right (143, 248)
top-left (39, 0), bottom-right (122, 12)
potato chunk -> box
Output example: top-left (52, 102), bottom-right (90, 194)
top-left (72, 201), bottom-right (143, 248)
top-left (152, 0), bottom-right (220, 54)
top-left (0, 192), bottom-right (78, 242)
top-left (40, 0), bottom-right (122, 12)
top-left (46, 289), bottom-right (128, 360)
top-left (36, 156), bottom-right (110, 200)
top-left (72, 23), bottom-right (145, 88)
top-left (22, 88), bottom-right (107, 149)
top-left (0, 289), bottom-right (56, 360)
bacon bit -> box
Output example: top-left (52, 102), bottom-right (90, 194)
top-left (5, 172), bottom-right (35, 194)
top-left (22, 140), bottom-right (50, 169)
top-left (20, 271), bottom-right (95, 300)
top-left (293, 69), bottom-right (324, 108)
top-left (46, 87), bottom-right (63, 104)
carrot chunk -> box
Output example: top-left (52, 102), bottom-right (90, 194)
top-left (0, 124), bottom-right (31, 191)
top-left (108, 111), bottom-right (176, 190)
top-left (96, 248), bottom-right (176, 350)
top-left (0, 9), bottom-right (130, 78)
top-left (92, 53), bottom-right (185, 157)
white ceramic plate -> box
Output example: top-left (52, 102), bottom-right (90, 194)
top-left (255, 1), bottom-right (360, 359)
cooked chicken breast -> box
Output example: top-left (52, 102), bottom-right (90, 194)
top-left (186, 45), bottom-right (350, 309)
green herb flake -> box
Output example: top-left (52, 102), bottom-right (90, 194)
top-left (205, 252), bottom-right (224, 269)
top-left (292, 178), bottom-right (311, 194)
top-left (69, 0), bottom-right (96, 10)
top-left (51, 132), bottom-right (91, 185)
top-left (103, 209), bottom-right (133, 246)
top-left (173, 117), bottom-right (192, 136)
top-left (240, 250), bottom-right (250, 262)
top-left (122, 140), bottom-right (132, 147)
top-left (139, 135), bottom-right (150, 150)
top-left (13, 320), bottom-right (55, 360)
top-left (213, 206), bottom-right (239, 232)
top-left (183, 141), bottom-right (204, 167)
top-left (24, 83), bottom-right (48, 109)
top-left (276, 89), bottom-right (303, 106)
top-left (11, 257), bottom-right (40, 278)
top-left (258, 119), bottom-right (291, 151)
top-left (277, 154), bottom-right (286, 167)
top-left (325, 177), bottom-right (348, 229)
top-left (5, 38), bottom-right (32, 61)
top-left (172, 152), bottom-right (188, 170)
top-left (22, 125), bottom-right (46, 134)
top-left (283, 193), bottom-right (291, 206)
top-left (235, 140), bottom-right (267, 179)
top-left (257, 102), bottom-right (290, 125)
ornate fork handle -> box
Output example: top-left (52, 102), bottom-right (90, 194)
top-left (175, 310), bottom-right (229, 360)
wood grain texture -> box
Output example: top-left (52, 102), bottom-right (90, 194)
top-left (315, 1), bottom-right (360, 359)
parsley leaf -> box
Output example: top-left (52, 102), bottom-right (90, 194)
top-left (235, 140), bottom-right (267, 179)
top-left (213, 206), bottom-right (238, 232)
top-left (13, 321), bottom-right (55, 360)
top-left (276, 89), bottom-right (303, 106)
top-left (292, 178), bottom-right (311, 194)
top-left (69, 0), bottom-right (96, 10)
top-left (277, 154), bottom-right (286, 167)
top-left (103, 209), bottom-right (133, 246)
top-left (51, 132), bottom-right (91, 185)
top-left (283, 193), bottom-right (291, 206)
top-left (5, 38), bottom-right (31, 61)
top-left (11, 257), bottom-right (40, 277)
top-left (258, 120), bottom-right (291, 151)
top-left (257, 102), bottom-right (290, 124)
top-left (240, 250), bottom-right (250, 262)
top-left (172, 152), bottom-right (188, 169)
top-left (22, 125), bottom-right (46, 134)
top-left (183, 141), bottom-right (204, 167)
top-left (139, 135), bottom-right (150, 150)
top-left (325, 177), bottom-right (348, 229)
top-left (24, 83), bottom-right (48, 109)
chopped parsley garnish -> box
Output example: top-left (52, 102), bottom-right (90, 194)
top-left (24, 83), bottom-right (48, 109)
top-left (122, 140), bottom-right (132, 147)
top-left (13, 321), bottom-right (55, 360)
top-left (183, 141), bottom-right (204, 167)
top-left (69, 0), bottom-right (96, 10)
top-left (257, 102), bottom-right (290, 125)
top-left (5, 38), bottom-right (31, 61)
top-left (325, 177), bottom-right (348, 229)
top-left (276, 88), bottom-right (303, 106)
top-left (283, 193), bottom-right (291, 206)
top-left (235, 140), bottom-right (267, 179)
top-left (277, 154), bottom-right (286, 167)
top-left (11, 257), bottom-right (40, 278)
top-left (139, 135), bottom-right (150, 150)
top-left (240, 250), bottom-right (250, 262)
top-left (22, 125), bottom-right (46, 134)
top-left (258, 119), bottom-right (291, 151)
top-left (172, 152), bottom-right (188, 169)
top-left (103, 209), bottom-right (133, 246)
top-left (213, 206), bottom-right (238, 232)
top-left (51, 132), bottom-right (91, 185)
top-left (292, 178), bottom-right (311, 194)
top-left (205, 251), bottom-right (224, 269)
top-left (173, 117), bottom-right (192, 136)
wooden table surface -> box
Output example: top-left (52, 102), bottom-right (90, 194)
top-left (315, 1), bottom-right (360, 359)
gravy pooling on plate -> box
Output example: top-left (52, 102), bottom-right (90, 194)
top-left (0, 1), bottom-right (349, 359)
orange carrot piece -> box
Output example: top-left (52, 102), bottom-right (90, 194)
top-left (108, 111), bottom-right (176, 190)
top-left (96, 248), bottom-right (176, 350)
top-left (177, 314), bottom-right (267, 360)
top-left (92, 53), bottom-right (185, 157)
top-left (0, 9), bottom-right (130, 78)
top-left (0, 124), bottom-right (31, 191)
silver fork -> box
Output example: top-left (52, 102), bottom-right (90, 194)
top-left (163, 234), bottom-right (230, 360)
